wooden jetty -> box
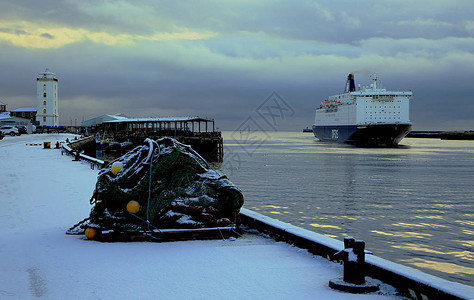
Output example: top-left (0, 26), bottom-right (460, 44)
top-left (96, 117), bottom-right (223, 162)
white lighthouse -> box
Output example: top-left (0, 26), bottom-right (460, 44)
top-left (36, 68), bottom-right (59, 127)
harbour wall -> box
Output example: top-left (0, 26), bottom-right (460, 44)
top-left (240, 208), bottom-right (474, 300)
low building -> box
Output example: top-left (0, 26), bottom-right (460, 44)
top-left (0, 101), bottom-right (6, 113)
top-left (0, 113), bottom-right (32, 125)
top-left (10, 107), bottom-right (37, 120)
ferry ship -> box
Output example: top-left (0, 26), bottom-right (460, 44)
top-left (312, 74), bottom-right (412, 146)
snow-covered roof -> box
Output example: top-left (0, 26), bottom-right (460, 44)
top-left (0, 101), bottom-right (6, 106)
top-left (81, 114), bottom-right (130, 127)
top-left (105, 114), bottom-right (129, 120)
top-left (104, 117), bottom-right (214, 123)
top-left (0, 114), bottom-right (31, 124)
top-left (10, 106), bottom-right (37, 112)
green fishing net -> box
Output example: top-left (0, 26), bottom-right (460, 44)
top-left (70, 137), bottom-right (244, 233)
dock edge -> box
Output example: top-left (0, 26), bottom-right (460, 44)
top-left (239, 208), bottom-right (474, 300)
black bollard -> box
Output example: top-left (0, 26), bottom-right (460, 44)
top-left (73, 151), bottom-right (80, 161)
top-left (344, 240), bottom-right (365, 285)
top-left (329, 237), bottom-right (379, 293)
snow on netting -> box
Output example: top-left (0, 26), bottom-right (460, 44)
top-left (68, 137), bottom-right (244, 234)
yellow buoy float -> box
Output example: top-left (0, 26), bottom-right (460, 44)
top-left (126, 200), bottom-right (141, 214)
top-left (84, 227), bottom-right (97, 240)
top-left (111, 161), bottom-right (123, 175)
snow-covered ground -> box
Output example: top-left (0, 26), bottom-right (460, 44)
top-left (0, 134), bottom-right (406, 299)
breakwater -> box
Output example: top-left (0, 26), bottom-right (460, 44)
top-left (407, 130), bottom-right (474, 140)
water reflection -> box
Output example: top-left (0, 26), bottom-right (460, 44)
top-left (401, 258), bottom-right (474, 276)
top-left (223, 132), bottom-right (474, 287)
top-left (371, 230), bottom-right (433, 239)
top-left (309, 223), bottom-right (342, 230)
top-left (393, 243), bottom-right (474, 260)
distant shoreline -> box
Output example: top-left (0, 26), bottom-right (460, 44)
top-left (407, 130), bottom-right (474, 140)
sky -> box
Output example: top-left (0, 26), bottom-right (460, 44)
top-left (0, 0), bottom-right (473, 131)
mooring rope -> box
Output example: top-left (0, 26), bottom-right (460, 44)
top-left (145, 140), bottom-right (161, 240)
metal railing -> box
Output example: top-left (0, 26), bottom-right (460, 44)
top-left (62, 137), bottom-right (105, 170)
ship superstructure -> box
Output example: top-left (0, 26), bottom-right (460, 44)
top-left (313, 74), bottom-right (412, 146)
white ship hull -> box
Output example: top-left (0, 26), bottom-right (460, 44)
top-left (313, 74), bottom-right (412, 146)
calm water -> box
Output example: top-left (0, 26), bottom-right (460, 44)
top-left (221, 131), bottom-right (474, 287)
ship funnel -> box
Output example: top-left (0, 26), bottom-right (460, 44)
top-left (344, 74), bottom-right (356, 93)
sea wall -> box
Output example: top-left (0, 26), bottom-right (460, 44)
top-left (239, 208), bottom-right (474, 300)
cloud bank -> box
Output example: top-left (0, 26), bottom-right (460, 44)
top-left (1, 0), bottom-right (473, 130)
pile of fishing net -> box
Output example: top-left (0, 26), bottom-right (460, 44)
top-left (67, 137), bottom-right (244, 236)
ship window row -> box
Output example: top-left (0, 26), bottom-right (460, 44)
top-left (366, 117), bottom-right (400, 120)
top-left (366, 114), bottom-right (400, 117)
top-left (372, 95), bottom-right (395, 99)
top-left (368, 106), bottom-right (401, 108)
top-left (360, 96), bottom-right (400, 99)
top-left (367, 99), bottom-right (395, 102)
top-left (363, 99), bottom-right (402, 102)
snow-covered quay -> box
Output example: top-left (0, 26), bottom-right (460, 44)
top-left (1, 134), bottom-right (409, 299)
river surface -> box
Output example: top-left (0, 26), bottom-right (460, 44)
top-left (220, 131), bottom-right (474, 287)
